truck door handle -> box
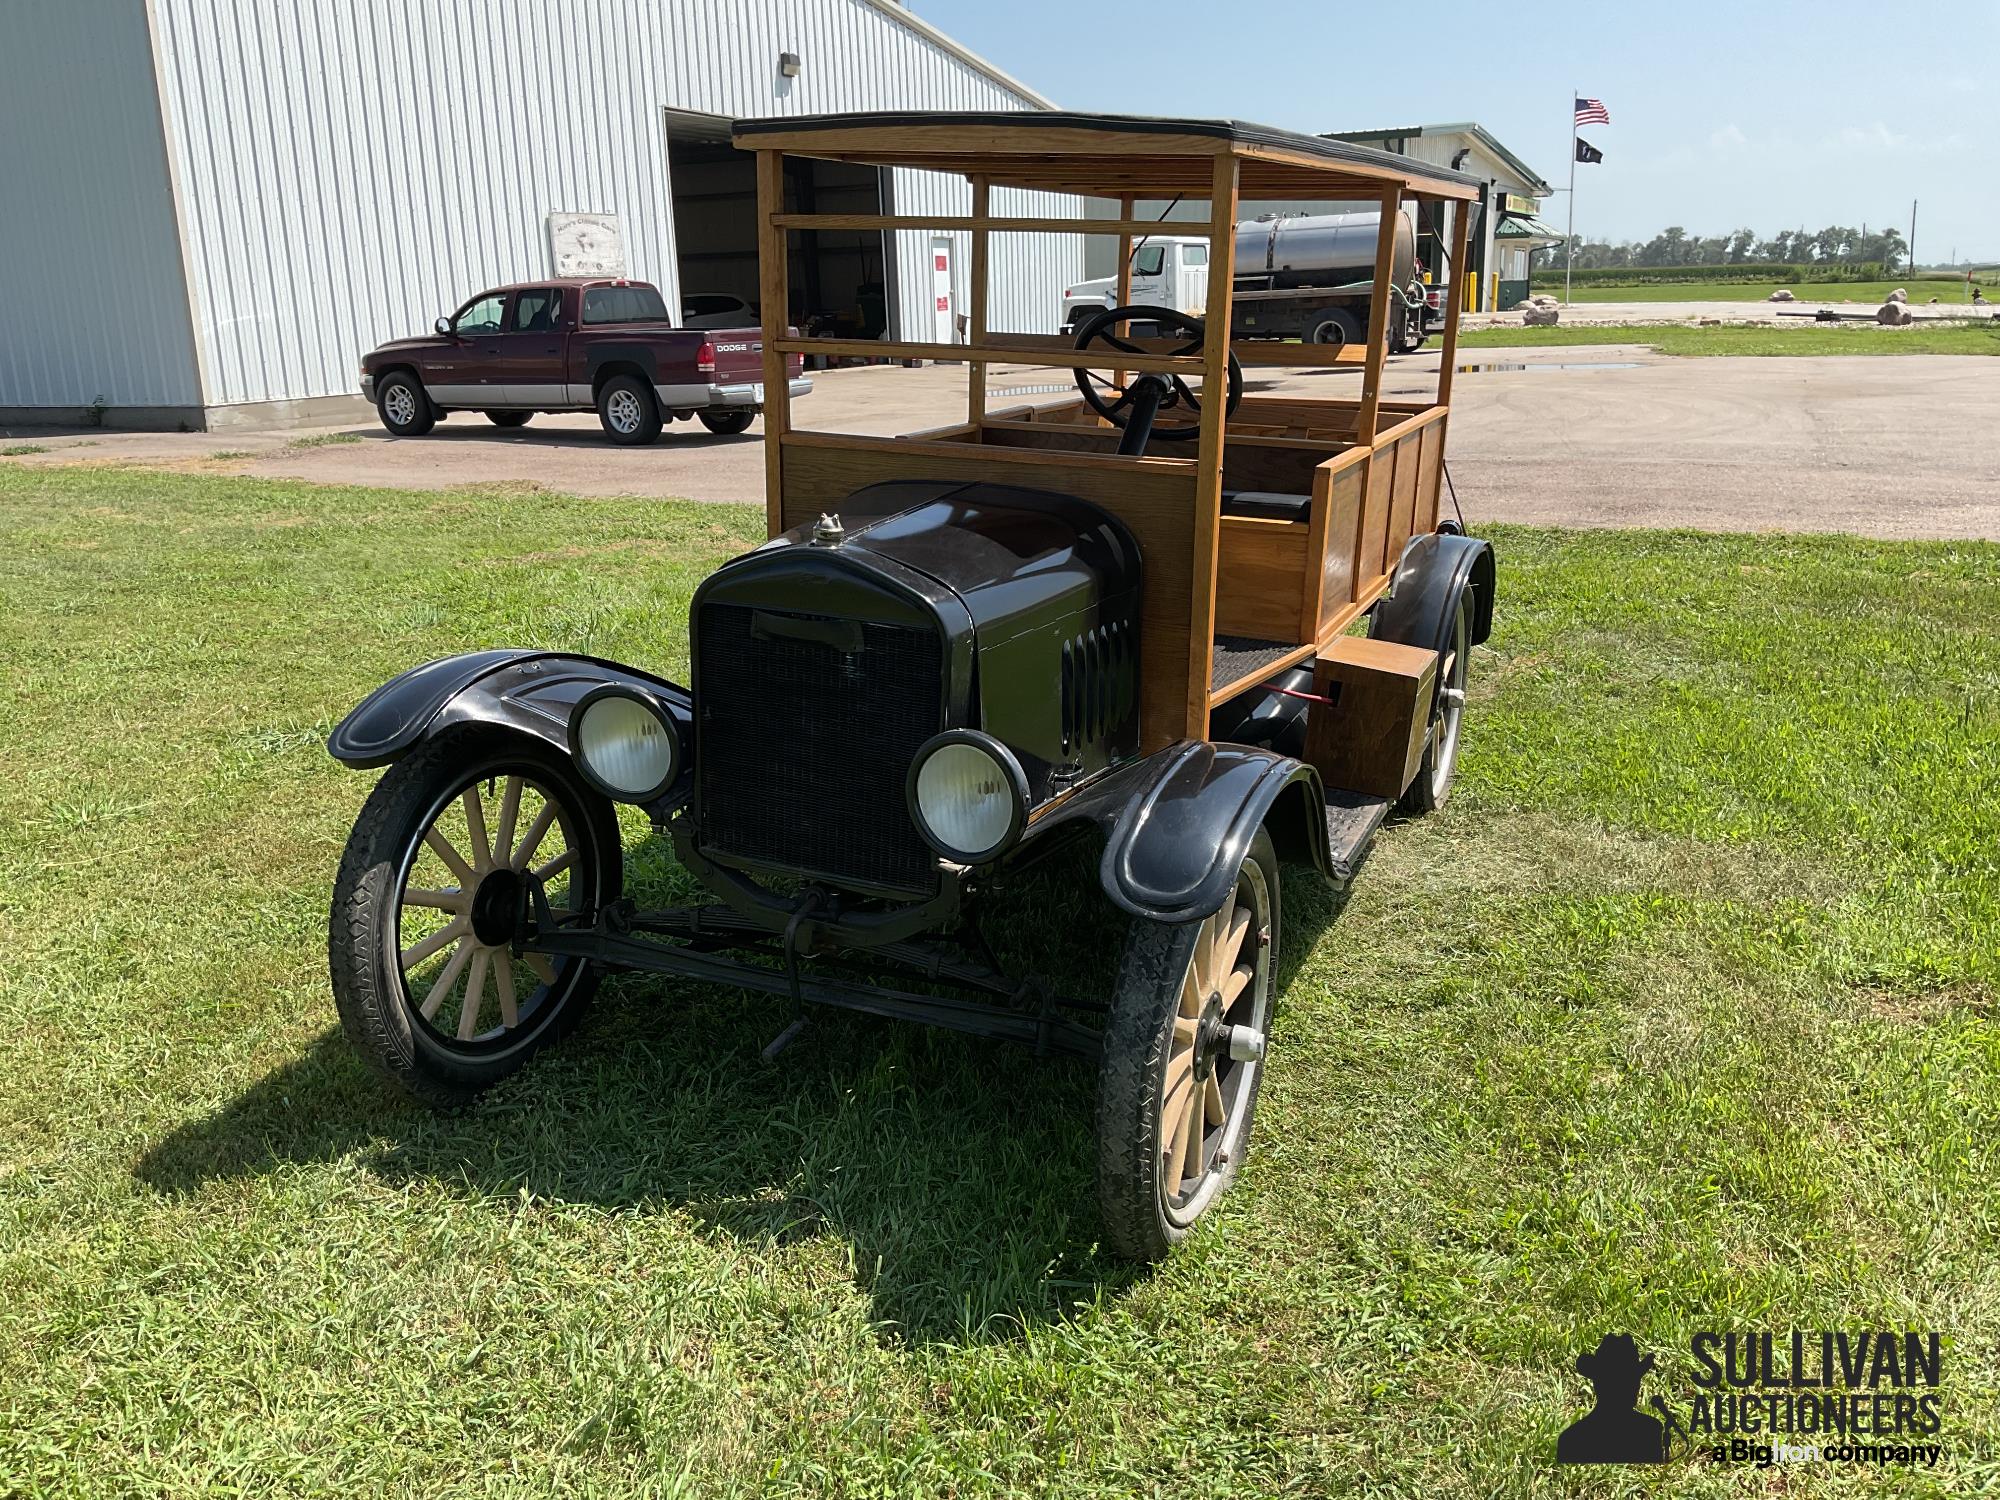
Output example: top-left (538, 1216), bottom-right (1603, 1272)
top-left (542, 346), bottom-right (559, 354)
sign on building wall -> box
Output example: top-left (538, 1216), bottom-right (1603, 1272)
top-left (547, 213), bottom-right (626, 277)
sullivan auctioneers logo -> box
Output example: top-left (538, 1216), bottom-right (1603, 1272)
top-left (1556, 1330), bottom-right (1945, 1470)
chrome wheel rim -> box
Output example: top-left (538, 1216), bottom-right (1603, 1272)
top-left (606, 389), bottom-right (643, 433)
top-left (384, 385), bottom-right (417, 427)
top-left (1430, 600), bottom-right (1470, 798)
top-left (393, 772), bottom-right (584, 1046)
top-left (1159, 859), bottom-right (1272, 1223)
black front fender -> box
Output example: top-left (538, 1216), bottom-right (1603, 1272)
top-left (328, 649), bottom-right (692, 784)
top-left (1030, 742), bottom-right (1329, 923)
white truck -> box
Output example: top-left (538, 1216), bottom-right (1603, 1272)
top-left (1061, 209), bottom-right (1441, 353)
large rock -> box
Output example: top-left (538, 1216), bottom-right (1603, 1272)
top-left (1887, 287), bottom-right (1908, 303)
top-left (1876, 300), bottom-right (1914, 326)
top-left (1521, 294), bottom-right (1560, 327)
top-left (1768, 288), bottom-right (1796, 301)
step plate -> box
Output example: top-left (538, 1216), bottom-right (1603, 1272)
top-left (1324, 788), bottom-right (1393, 884)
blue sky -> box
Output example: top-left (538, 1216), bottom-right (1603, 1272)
top-left (910, 0), bottom-right (1998, 264)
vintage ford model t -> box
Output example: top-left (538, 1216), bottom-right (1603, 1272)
top-left (327, 114), bottom-right (1493, 1261)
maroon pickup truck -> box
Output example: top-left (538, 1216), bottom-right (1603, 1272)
top-left (360, 278), bottom-right (810, 444)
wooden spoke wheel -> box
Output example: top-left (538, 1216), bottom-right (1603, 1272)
top-left (1096, 828), bottom-right (1279, 1262)
top-left (1397, 590), bottom-right (1472, 815)
top-left (330, 729), bottom-right (621, 1107)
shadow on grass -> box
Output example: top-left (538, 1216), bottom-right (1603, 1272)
top-left (137, 842), bottom-right (1341, 1344)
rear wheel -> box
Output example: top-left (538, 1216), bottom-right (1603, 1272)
top-left (1396, 590), bottom-right (1471, 815)
top-left (1097, 829), bottom-right (1278, 1261)
top-left (596, 375), bottom-right (661, 445)
top-left (329, 729), bottom-right (622, 1108)
top-left (1305, 308), bottom-right (1358, 348)
top-left (376, 372), bottom-right (434, 437)
top-left (485, 410), bottom-right (533, 428)
top-left (697, 409), bottom-right (756, 436)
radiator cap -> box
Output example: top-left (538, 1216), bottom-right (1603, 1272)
top-left (812, 512), bottom-right (845, 547)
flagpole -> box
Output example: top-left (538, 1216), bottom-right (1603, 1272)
top-left (1566, 91), bottom-right (1577, 307)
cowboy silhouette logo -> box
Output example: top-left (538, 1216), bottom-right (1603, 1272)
top-left (1557, 1334), bottom-right (1670, 1464)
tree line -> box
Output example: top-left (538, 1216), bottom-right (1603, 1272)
top-left (1537, 224), bottom-right (1907, 272)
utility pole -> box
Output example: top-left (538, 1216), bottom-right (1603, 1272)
top-left (1908, 199), bottom-right (1917, 273)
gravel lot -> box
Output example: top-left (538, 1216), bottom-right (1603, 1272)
top-left (6, 346), bottom-right (1997, 540)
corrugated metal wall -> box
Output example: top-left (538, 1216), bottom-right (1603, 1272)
top-left (0, 1), bottom-right (202, 410)
top-left (147, 0), bottom-right (1080, 408)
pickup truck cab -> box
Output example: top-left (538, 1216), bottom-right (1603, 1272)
top-left (361, 278), bottom-right (811, 444)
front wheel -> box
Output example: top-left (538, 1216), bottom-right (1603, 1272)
top-left (329, 729), bottom-right (623, 1108)
top-left (376, 372), bottom-right (434, 437)
top-left (485, 410), bottom-right (533, 428)
top-left (597, 375), bottom-right (662, 445)
top-left (697, 409), bottom-right (756, 436)
top-left (1096, 828), bottom-right (1279, 1261)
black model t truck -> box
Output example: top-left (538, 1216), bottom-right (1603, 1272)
top-left (326, 113), bottom-right (1492, 1262)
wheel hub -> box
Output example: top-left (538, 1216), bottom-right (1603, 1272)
top-left (469, 867), bottom-right (524, 947)
top-left (1193, 993), bottom-right (1226, 1080)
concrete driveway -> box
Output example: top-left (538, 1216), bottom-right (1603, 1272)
top-left (5, 348), bottom-right (1997, 540)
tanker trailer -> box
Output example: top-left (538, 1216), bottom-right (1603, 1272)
top-left (1230, 208), bottom-right (1429, 352)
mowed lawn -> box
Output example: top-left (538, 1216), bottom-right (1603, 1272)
top-left (1457, 322), bottom-right (2000, 356)
top-left (0, 464), bottom-right (1996, 1497)
top-left (1530, 278), bottom-right (1992, 305)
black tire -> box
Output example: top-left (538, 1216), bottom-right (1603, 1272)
top-left (329, 728), bottom-right (622, 1109)
top-left (1305, 308), bottom-right (1359, 348)
top-left (485, 410), bottom-right (533, 428)
top-left (697, 409), bottom-right (756, 436)
top-left (1097, 828), bottom-right (1280, 1262)
top-left (375, 371), bottom-right (435, 437)
top-left (1395, 589), bottom-right (1472, 815)
top-left (596, 375), bottom-right (662, 445)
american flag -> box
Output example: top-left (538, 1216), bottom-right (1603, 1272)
top-left (1574, 97), bottom-right (1610, 126)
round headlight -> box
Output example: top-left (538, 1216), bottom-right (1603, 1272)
top-left (909, 732), bottom-right (1027, 863)
top-left (571, 689), bottom-right (679, 801)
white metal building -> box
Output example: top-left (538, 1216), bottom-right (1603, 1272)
top-left (0, 0), bottom-right (1080, 429)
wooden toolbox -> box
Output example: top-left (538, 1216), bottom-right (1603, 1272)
top-left (1303, 635), bottom-right (1439, 800)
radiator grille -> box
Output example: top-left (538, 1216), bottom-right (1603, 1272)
top-left (696, 602), bottom-right (943, 893)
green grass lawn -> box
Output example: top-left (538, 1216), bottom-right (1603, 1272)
top-left (1, 465), bottom-right (1996, 1496)
top-left (1530, 278), bottom-right (1990, 305)
top-left (1457, 322), bottom-right (2000, 356)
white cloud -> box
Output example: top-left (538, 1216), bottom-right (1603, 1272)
top-left (1709, 124), bottom-right (1749, 153)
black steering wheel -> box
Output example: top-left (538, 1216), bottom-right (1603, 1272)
top-left (1071, 304), bottom-right (1243, 442)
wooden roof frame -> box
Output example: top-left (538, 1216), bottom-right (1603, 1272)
top-left (731, 111), bottom-right (1484, 201)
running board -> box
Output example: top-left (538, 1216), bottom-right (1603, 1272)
top-left (1324, 788), bottom-right (1393, 884)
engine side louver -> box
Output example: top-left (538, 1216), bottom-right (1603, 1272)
top-left (1059, 618), bottom-right (1134, 756)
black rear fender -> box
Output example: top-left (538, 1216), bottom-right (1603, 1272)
top-left (1026, 741), bottom-right (1329, 923)
top-left (1373, 530), bottom-right (1495, 656)
top-left (328, 649), bottom-right (691, 789)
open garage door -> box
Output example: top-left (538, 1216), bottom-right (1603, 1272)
top-left (664, 110), bottom-right (894, 347)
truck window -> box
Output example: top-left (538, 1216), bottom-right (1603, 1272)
top-left (582, 285), bottom-right (671, 324)
top-left (1183, 244), bottom-right (1208, 266)
top-left (1132, 245), bottom-right (1166, 276)
top-left (454, 293), bottom-right (506, 335)
top-left (511, 287), bottom-right (563, 332)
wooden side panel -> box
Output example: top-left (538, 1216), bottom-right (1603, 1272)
top-left (1318, 464), bottom-right (1364, 634)
top-left (1416, 418), bottom-right (1445, 533)
top-left (778, 433), bottom-right (1200, 752)
top-left (1387, 430), bottom-right (1421, 561)
top-left (1359, 448), bottom-right (1395, 589)
top-left (1214, 518), bottom-right (1308, 643)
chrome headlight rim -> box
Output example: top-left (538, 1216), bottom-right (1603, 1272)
top-left (567, 685), bottom-right (682, 804)
top-left (905, 729), bottom-right (1029, 866)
